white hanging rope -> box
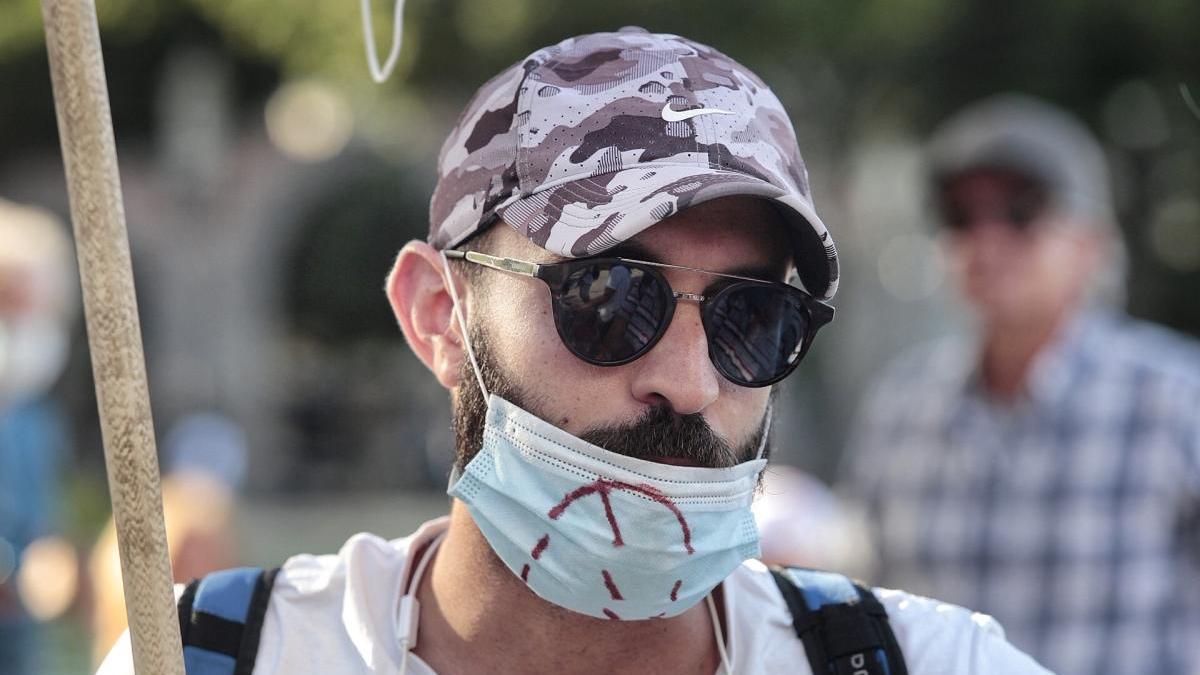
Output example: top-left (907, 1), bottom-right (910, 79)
top-left (360, 0), bottom-right (407, 83)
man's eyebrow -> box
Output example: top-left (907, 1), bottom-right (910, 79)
top-left (605, 241), bottom-right (662, 264)
top-left (725, 263), bottom-right (789, 282)
top-left (606, 242), bottom-right (788, 282)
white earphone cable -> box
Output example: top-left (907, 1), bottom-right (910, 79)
top-left (397, 534), bottom-right (443, 675)
top-left (706, 593), bottom-right (734, 674)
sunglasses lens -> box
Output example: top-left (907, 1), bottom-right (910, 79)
top-left (705, 284), bottom-right (810, 386)
top-left (939, 182), bottom-right (1047, 233)
top-left (553, 261), bottom-right (671, 364)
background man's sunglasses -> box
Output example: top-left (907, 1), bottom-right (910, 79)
top-left (937, 184), bottom-right (1049, 233)
top-left (444, 250), bottom-right (834, 388)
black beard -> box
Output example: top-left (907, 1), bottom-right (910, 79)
top-left (452, 321), bottom-right (771, 472)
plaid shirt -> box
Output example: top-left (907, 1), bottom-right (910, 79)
top-left (844, 308), bottom-right (1200, 675)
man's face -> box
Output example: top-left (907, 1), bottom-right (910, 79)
top-left (0, 263), bottom-right (35, 320)
top-left (939, 169), bottom-right (1099, 327)
top-left (451, 196), bottom-right (792, 471)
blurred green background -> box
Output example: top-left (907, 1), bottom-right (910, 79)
top-left (0, 0), bottom-right (1198, 671)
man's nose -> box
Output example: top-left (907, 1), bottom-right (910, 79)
top-left (628, 301), bottom-right (721, 415)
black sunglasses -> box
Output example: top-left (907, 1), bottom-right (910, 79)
top-left (937, 181), bottom-right (1049, 233)
top-left (444, 250), bottom-right (834, 387)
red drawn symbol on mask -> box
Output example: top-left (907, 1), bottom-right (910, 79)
top-left (670, 579), bottom-right (682, 602)
top-left (603, 608), bottom-right (621, 620)
top-left (531, 534), bottom-right (550, 559)
top-left (602, 570), bottom-right (624, 600)
top-left (521, 534), bottom-right (551, 584)
top-left (548, 479), bottom-right (694, 554)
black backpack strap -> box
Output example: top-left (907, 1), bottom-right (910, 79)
top-left (178, 566), bottom-right (280, 675)
top-left (770, 566), bottom-right (908, 675)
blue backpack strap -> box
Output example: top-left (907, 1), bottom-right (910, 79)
top-left (178, 566), bottom-right (279, 675)
top-left (770, 566), bottom-right (908, 675)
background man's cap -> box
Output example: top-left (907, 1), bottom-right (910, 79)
top-left (428, 27), bottom-right (838, 299)
top-left (926, 93), bottom-right (1117, 228)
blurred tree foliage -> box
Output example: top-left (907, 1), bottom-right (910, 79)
top-left (2, 0), bottom-right (1198, 331)
top-left (3, 0), bottom-right (1197, 125)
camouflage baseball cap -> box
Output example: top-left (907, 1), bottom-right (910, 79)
top-left (429, 27), bottom-right (839, 299)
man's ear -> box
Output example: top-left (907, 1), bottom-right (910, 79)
top-left (386, 241), bottom-right (466, 390)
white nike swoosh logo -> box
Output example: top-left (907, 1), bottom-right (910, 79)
top-left (660, 102), bottom-right (735, 122)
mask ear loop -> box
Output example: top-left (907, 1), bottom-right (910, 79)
top-left (360, 0), bottom-right (407, 83)
top-left (442, 252), bottom-right (490, 490)
top-left (754, 404), bottom-right (773, 461)
top-left (440, 252), bottom-right (490, 401)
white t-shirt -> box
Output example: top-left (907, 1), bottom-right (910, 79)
top-left (98, 517), bottom-right (1051, 674)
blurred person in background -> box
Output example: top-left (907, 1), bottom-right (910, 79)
top-left (843, 94), bottom-right (1200, 675)
top-left (0, 198), bottom-right (76, 675)
top-left (99, 29), bottom-right (1047, 675)
top-left (89, 411), bottom-right (247, 665)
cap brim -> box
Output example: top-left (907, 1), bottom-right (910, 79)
top-left (496, 165), bottom-right (838, 299)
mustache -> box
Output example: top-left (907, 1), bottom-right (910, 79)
top-left (579, 405), bottom-right (763, 469)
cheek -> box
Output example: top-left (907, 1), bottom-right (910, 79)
top-left (482, 281), bottom-right (622, 426)
top-left (1032, 237), bottom-right (1088, 302)
top-left (947, 236), bottom-right (996, 280)
top-left (722, 386), bottom-right (773, 448)
top-left (486, 282), bottom-right (558, 367)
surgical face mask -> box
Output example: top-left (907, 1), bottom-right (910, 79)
top-left (0, 316), bottom-right (69, 407)
top-left (440, 252), bottom-right (768, 620)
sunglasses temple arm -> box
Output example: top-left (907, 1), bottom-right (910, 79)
top-left (443, 250), bottom-right (541, 278)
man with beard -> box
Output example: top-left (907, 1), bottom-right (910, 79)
top-left (98, 29), bottom-right (1047, 674)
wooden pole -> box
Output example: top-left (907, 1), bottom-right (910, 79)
top-left (39, 1), bottom-right (184, 672)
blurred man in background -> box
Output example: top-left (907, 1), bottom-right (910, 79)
top-left (0, 198), bottom-right (75, 675)
top-left (843, 94), bottom-right (1200, 675)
